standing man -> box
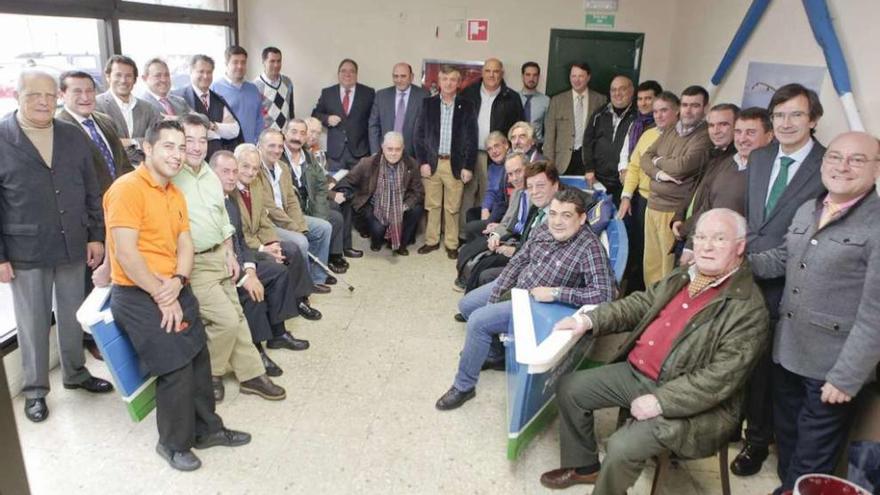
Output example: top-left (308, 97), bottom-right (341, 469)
top-left (459, 58), bottom-right (523, 232)
top-left (173, 54), bottom-right (243, 159)
top-left (95, 55), bottom-right (160, 147)
top-left (640, 86), bottom-right (713, 285)
top-left (583, 75), bottom-right (636, 205)
top-left (140, 58), bottom-right (193, 119)
top-left (368, 62), bottom-right (428, 158)
top-left (212, 46), bottom-right (265, 144)
top-left (617, 80), bottom-right (663, 182)
top-left (414, 65), bottom-right (478, 259)
top-left (312, 59), bottom-right (375, 172)
top-left (519, 62), bottom-right (550, 149)
top-left (173, 114), bottom-right (285, 403)
top-left (730, 83), bottom-right (827, 477)
top-left (1, 70), bottom-right (112, 422)
top-left (103, 120), bottom-right (250, 471)
top-left (254, 46), bottom-right (295, 131)
top-left (544, 62), bottom-right (607, 175)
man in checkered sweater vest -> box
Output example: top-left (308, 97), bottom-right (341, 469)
top-left (254, 46), bottom-right (295, 131)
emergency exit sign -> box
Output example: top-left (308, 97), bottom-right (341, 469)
top-left (585, 13), bottom-right (615, 29)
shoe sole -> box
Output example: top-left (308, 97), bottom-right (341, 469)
top-left (266, 343), bottom-right (310, 351)
top-left (156, 445), bottom-right (201, 471)
top-left (452, 284), bottom-right (465, 293)
top-left (240, 387), bottom-right (286, 401)
top-left (63, 383), bottom-right (114, 393)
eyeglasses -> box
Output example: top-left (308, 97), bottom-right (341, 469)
top-left (823, 151), bottom-right (877, 169)
top-left (771, 111), bottom-right (808, 122)
top-left (693, 234), bottom-right (743, 246)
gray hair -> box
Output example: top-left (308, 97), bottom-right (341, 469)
top-left (233, 143), bottom-right (260, 161)
top-left (16, 69), bottom-right (57, 93)
top-left (507, 121), bottom-right (535, 141)
top-left (382, 131), bottom-right (404, 147)
top-left (485, 130), bottom-right (508, 148)
top-left (258, 127), bottom-right (284, 145)
top-left (696, 208), bottom-right (747, 239)
top-left (505, 151), bottom-right (528, 167)
top-left (209, 149), bottom-right (236, 169)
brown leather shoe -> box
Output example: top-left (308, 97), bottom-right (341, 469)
top-left (417, 243), bottom-right (439, 254)
top-left (240, 375), bottom-right (286, 401)
top-left (539, 467), bottom-right (599, 489)
top-left (312, 284), bottom-right (331, 294)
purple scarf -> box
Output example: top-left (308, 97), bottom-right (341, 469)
top-left (627, 112), bottom-right (656, 155)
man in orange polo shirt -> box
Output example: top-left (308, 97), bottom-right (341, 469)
top-left (102, 120), bottom-right (249, 472)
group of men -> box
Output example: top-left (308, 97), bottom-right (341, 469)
top-left (0, 45), bottom-right (878, 495)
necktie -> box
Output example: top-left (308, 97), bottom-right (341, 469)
top-left (514, 192), bottom-right (530, 233)
top-left (342, 88), bottom-right (351, 116)
top-left (241, 188), bottom-right (252, 216)
top-left (158, 97), bottom-right (174, 116)
top-left (574, 94), bottom-right (585, 149)
top-left (82, 119), bottom-right (116, 178)
top-left (765, 156), bottom-right (795, 217)
top-left (818, 201), bottom-right (841, 230)
top-left (523, 94), bottom-right (533, 122)
top-left (200, 92), bottom-right (210, 110)
top-left (393, 91), bottom-right (406, 133)
top-left (531, 208), bottom-right (546, 231)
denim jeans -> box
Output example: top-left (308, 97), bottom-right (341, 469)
top-left (453, 281), bottom-right (511, 392)
top-left (275, 215), bottom-right (331, 284)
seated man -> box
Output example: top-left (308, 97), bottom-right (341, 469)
top-left (209, 150), bottom-right (310, 377)
top-left (508, 120), bottom-right (544, 161)
top-left (461, 131), bottom-right (510, 242)
top-left (103, 120), bottom-right (249, 471)
top-left (335, 131), bottom-right (424, 255)
top-left (435, 189), bottom-right (616, 410)
top-left (540, 208), bottom-right (769, 495)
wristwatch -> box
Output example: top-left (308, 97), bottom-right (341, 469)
top-left (172, 274), bottom-right (189, 286)
top-left (551, 287), bottom-right (561, 301)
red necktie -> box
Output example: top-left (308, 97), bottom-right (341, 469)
top-left (200, 92), bottom-right (210, 110)
top-left (159, 97), bottom-right (174, 116)
top-left (241, 188), bottom-right (252, 216)
top-left (342, 88), bottom-right (351, 116)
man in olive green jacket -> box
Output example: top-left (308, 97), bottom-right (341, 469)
top-left (540, 208), bottom-right (769, 495)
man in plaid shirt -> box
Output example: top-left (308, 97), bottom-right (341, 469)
top-left (436, 188), bottom-right (616, 410)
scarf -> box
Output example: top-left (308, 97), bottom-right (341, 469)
top-left (688, 265), bottom-right (738, 298)
top-left (373, 157), bottom-right (406, 249)
top-left (627, 112), bottom-right (655, 155)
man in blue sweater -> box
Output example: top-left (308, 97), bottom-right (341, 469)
top-left (212, 46), bottom-right (265, 144)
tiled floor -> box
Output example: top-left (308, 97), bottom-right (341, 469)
top-left (11, 241), bottom-right (781, 494)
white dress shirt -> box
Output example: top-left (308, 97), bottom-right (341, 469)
top-left (477, 85), bottom-right (500, 150)
top-left (766, 139), bottom-right (814, 205)
top-left (111, 92), bottom-right (137, 136)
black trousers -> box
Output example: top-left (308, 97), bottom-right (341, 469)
top-left (355, 204), bottom-right (424, 249)
top-left (742, 327), bottom-right (776, 448)
top-left (156, 345), bottom-right (223, 452)
top-left (771, 363), bottom-right (856, 494)
top-left (239, 254), bottom-right (300, 344)
top-left (622, 193), bottom-right (647, 294)
top-left (462, 217), bottom-right (489, 244)
top-left (566, 149), bottom-right (586, 176)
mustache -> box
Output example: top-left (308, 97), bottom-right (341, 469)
top-left (288, 139), bottom-right (303, 146)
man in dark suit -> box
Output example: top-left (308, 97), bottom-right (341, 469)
top-left (730, 83), bottom-right (827, 477)
top-left (172, 54), bottom-right (243, 159)
top-left (140, 58), bottom-right (193, 118)
top-left (0, 70), bottom-right (113, 423)
top-left (413, 65), bottom-right (478, 258)
top-left (94, 55), bottom-right (161, 148)
top-left (312, 59), bottom-right (375, 172)
top-left (368, 62), bottom-right (428, 158)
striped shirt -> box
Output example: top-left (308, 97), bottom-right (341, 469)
top-left (439, 97), bottom-right (455, 155)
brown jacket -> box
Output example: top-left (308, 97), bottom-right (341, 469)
top-left (543, 88), bottom-right (607, 174)
top-left (338, 153), bottom-right (424, 211)
top-left (258, 160), bottom-right (308, 233)
top-left (675, 147), bottom-right (742, 247)
top-left (641, 121), bottom-right (713, 212)
top-left (230, 179), bottom-right (279, 249)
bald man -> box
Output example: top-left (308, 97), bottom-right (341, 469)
top-left (583, 75), bottom-right (636, 205)
top-left (368, 62), bottom-right (428, 158)
top-left (459, 58), bottom-right (524, 233)
top-left (1, 71), bottom-right (112, 422)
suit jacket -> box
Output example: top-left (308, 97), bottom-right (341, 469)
top-left (94, 91), bottom-right (160, 141)
top-left (458, 79), bottom-right (524, 138)
top-left (55, 108), bottom-right (134, 193)
top-left (368, 84), bottom-right (428, 157)
top-left (0, 113), bottom-right (104, 268)
top-left (257, 161), bottom-right (309, 233)
top-left (745, 140), bottom-right (826, 319)
top-left (230, 180), bottom-right (279, 250)
top-left (750, 191), bottom-right (880, 397)
top-left (312, 83), bottom-right (375, 161)
top-left (223, 196), bottom-right (257, 266)
top-left (413, 95), bottom-right (478, 179)
top-left (543, 89), bottom-right (607, 174)
top-left (141, 91), bottom-right (193, 117)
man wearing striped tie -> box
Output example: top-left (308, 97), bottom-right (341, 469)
top-left (140, 58), bottom-right (194, 120)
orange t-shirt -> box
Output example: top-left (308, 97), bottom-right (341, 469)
top-left (103, 165), bottom-right (190, 286)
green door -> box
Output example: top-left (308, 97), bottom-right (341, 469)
top-left (546, 29), bottom-right (644, 97)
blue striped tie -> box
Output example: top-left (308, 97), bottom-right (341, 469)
top-left (82, 118), bottom-right (117, 178)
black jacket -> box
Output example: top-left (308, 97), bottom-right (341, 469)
top-left (583, 102), bottom-right (637, 188)
top-left (459, 79), bottom-right (523, 137)
top-left (0, 113), bottom-right (104, 268)
top-left (312, 83), bottom-right (375, 161)
top-left (414, 96), bottom-right (478, 179)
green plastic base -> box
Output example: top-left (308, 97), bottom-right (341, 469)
top-left (124, 379), bottom-right (156, 422)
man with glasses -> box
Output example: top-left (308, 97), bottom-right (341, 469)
top-left (749, 131), bottom-right (880, 495)
top-left (731, 83), bottom-right (827, 477)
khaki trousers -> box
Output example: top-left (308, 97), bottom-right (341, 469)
top-left (459, 150), bottom-right (488, 233)
top-left (643, 207), bottom-right (677, 286)
top-left (191, 247), bottom-right (264, 382)
top-left (423, 159), bottom-right (464, 249)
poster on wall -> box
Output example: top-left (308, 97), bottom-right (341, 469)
top-left (421, 59), bottom-right (484, 96)
top-left (741, 61), bottom-right (826, 109)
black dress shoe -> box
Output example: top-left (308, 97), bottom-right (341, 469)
top-left (156, 443), bottom-right (201, 471)
top-left (394, 247), bottom-right (409, 256)
top-left (24, 398), bottom-right (49, 423)
top-left (84, 340), bottom-right (104, 361)
top-left (64, 376), bottom-right (114, 393)
top-left (481, 357), bottom-right (506, 371)
top-left (731, 443), bottom-right (769, 476)
top-left (194, 428), bottom-right (252, 449)
top-left (418, 243), bottom-right (439, 254)
top-left (329, 254), bottom-right (349, 269)
top-left (297, 301), bottom-right (322, 321)
top-left (328, 260), bottom-right (348, 274)
top-left (343, 248), bottom-right (363, 258)
top-left (324, 275), bottom-right (338, 285)
top-left (267, 332), bottom-right (310, 351)
top-left (312, 284), bottom-right (331, 294)
top-left (212, 376), bottom-right (225, 403)
top-left (446, 247), bottom-right (459, 259)
top-left (369, 244), bottom-right (382, 252)
top-left (435, 386), bottom-right (476, 410)
top-left (454, 313), bottom-right (466, 322)
top-left (260, 351), bottom-right (283, 377)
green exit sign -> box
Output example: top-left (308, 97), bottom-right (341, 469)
top-left (585, 13), bottom-right (615, 29)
